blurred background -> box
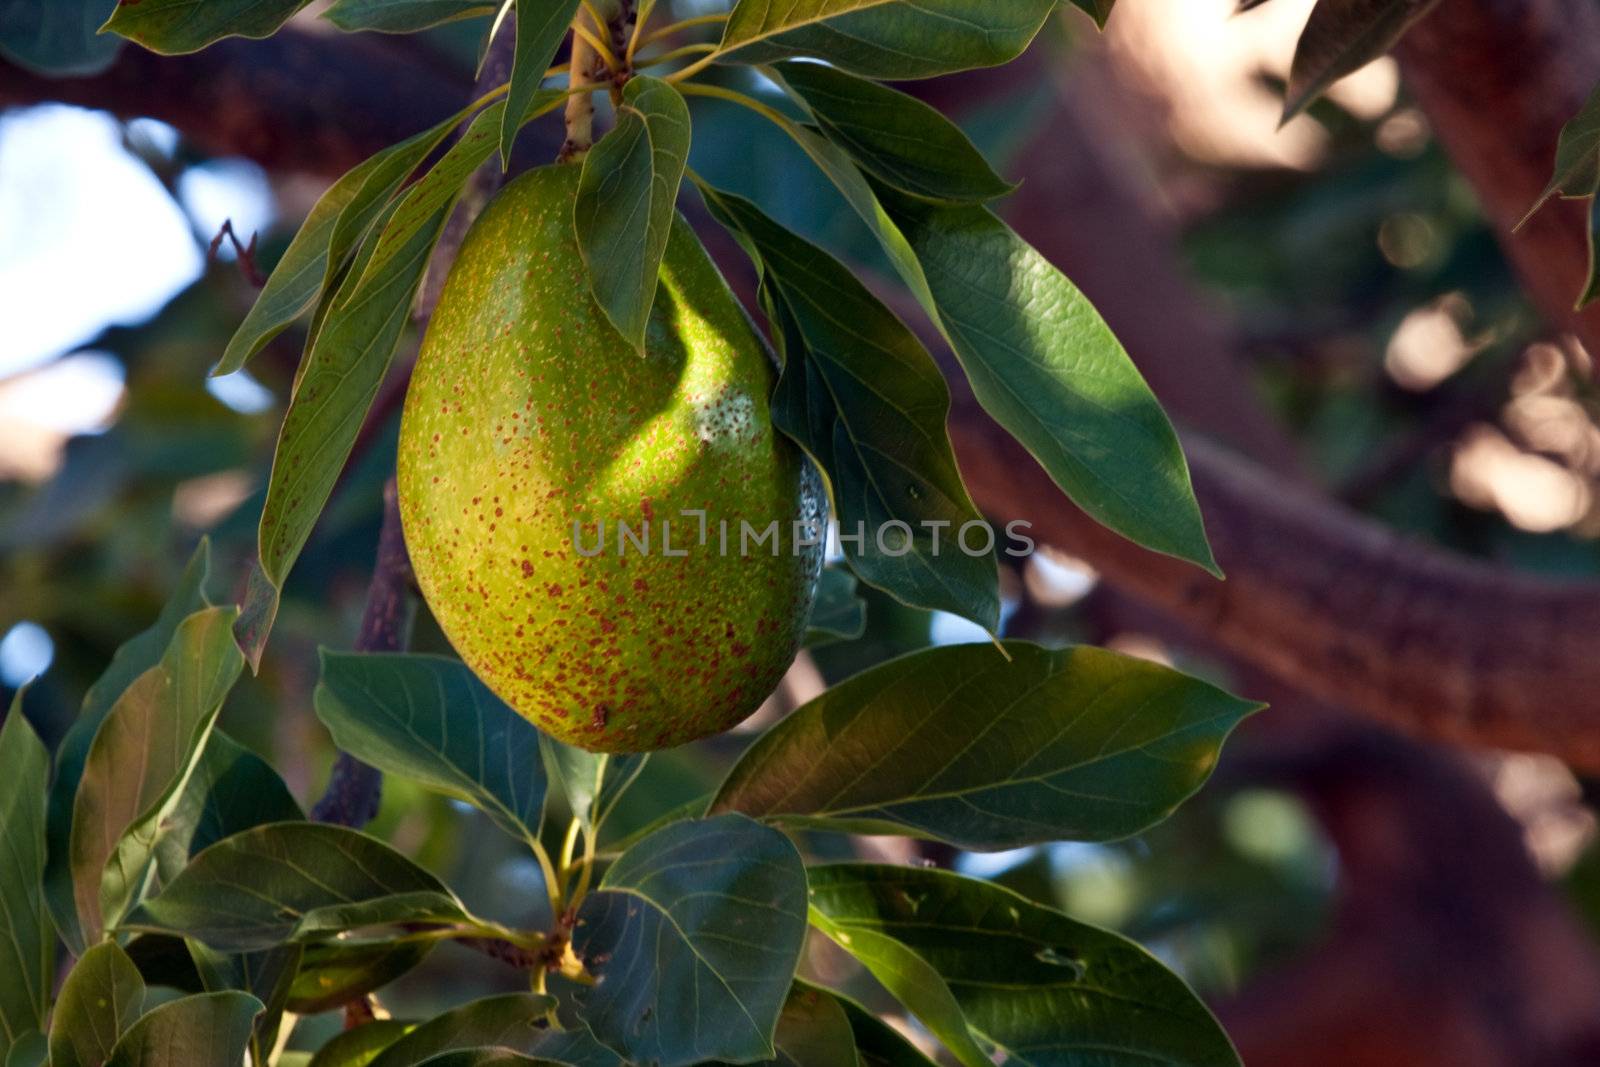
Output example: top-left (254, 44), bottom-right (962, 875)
top-left (4, 0), bottom-right (1600, 1063)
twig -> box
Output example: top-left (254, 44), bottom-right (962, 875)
top-left (207, 219), bottom-right (265, 287)
top-left (559, 21), bottom-right (600, 161)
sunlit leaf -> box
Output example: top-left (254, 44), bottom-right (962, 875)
top-left (771, 62), bottom-right (1013, 203)
top-left (1280, 0), bottom-right (1442, 121)
top-left (0, 696), bottom-right (51, 1064)
top-left (126, 822), bottom-right (474, 952)
top-left (501, 0), bottom-right (581, 164)
top-left (575, 76), bottom-right (692, 350)
top-left (715, 642), bottom-right (1257, 850)
top-left (326, 0), bottom-right (495, 32)
top-left (717, 0), bottom-right (1056, 78)
top-left (809, 864), bottom-right (1241, 1067)
top-left (315, 651), bottom-right (547, 849)
top-left (104, 991), bottom-right (262, 1067)
top-left (290, 941), bottom-right (435, 1015)
top-left (101, 0), bottom-right (314, 54)
top-left (698, 181), bottom-right (999, 628)
top-left (572, 815), bottom-right (809, 1067)
top-left (48, 942), bottom-right (145, 1067)
top-left (70, 606), bottom-right (245, 944)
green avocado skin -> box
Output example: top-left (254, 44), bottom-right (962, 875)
top-left (399, 164), bottom-right (824, 752)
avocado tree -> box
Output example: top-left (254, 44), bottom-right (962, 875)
top-left (8, 0), bottom-right (1560, 1064)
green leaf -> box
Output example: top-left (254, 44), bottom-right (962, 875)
top-left (571, 815), bottom-right (809, 1067)
top-left (309, 1021), bottom-right (413, 1067)
top-left (47, 540), bottom-right (212, 952)
top-left (70, 606), bottom-right (245, 944)
top-left (3, 1032), bottom-right (45, 1067)
top-left (215, 103), bottom-right (481, 377)
top-left (364, 993), bottom-right (581, 1067)
top-left (539, 739), bottom-right (646, 839)
top-left (105, 991), bottom-right (262, 1067)
top-left (717, 0), bottom-right (1056, 79)
top-left (257, 101), bottom-right (518, 601)
top-left (834, 993), bottom-right (936, 1067)
top-left (125, 822), bottom-right (472, 952)
top-left (314, 651), bottom-right (548, 850)
top-left (574, 75), bottom-right (693, 351)
top-left (714, 641), bottom-right (1257, 850)
top-left (697, 181), bottom-right (999, 629)
top-left (411, 1053), bottom-right (556, 1067)
top-left (1280, 0), bottom-right (1442, 122)
top-left (1583, 197), bottom-right (1600, 310)
top-left (326, 0), bottom-right (495, 32)
top-left (501, 0), bottom-right (581, 165)
top-left (154, 731), bottom-right (305, 881)
top-left (100, 0), bottom-right (314, 54)
top-left (770, 62), bottom-right (1013, 204)
top-left (809, 865), bottom-right (1241, 1067)
top-left (188, 942), bottom-right (302, 1065)
top-left (1064, 0), bottom-right (1116, 28)
top-left (0, 697), bottom-right (51, 1065)
top-left (0, 0), bottom-right (119, 74)
top-left (49, 942), bottom-right (146, 1067)
top-left (878, 191), bottom-right (1218, 575)
top-left (290, 940), bottom-right (435, 1014)
top-left (711, 984), bottom-right (860, 1067)
top-left (805, 565), bottom-right (866, 644)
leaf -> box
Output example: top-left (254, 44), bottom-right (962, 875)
top-left (571, 815), bottom-right (809, 1067)
top-left (539, 739), bottom-right (646, 839)
top-left (188, 942), bottom-right (302, 1064)
top-left (365, 994), bottom-right (561, 1067)
top-left (105, 991), bottom-right (262, 1067)
top-left (805, 566), bottom-right (866, 644)
top-left (100, 0), bottom-right (314, 54)
top-left (47, 539), bottom-right (212, 953)
top-left (326, 0), bottom-right (495, 32)
top-left (834, 994), bottom-right (936, 1067)
top-left (215, 103), bottom-right (482, 377)
top-left (154, 731), bottom-right (305, 881)
top-left (290, 940), bottom-right (435, 1014)
top-left (710, 984), bottom-right (860, 1067)
top-left (0, 0), bottom-right (119, 75)
top-left (3, 1032), bottom-right (45, 1067)
top-left (714, 641), bottom-right (1258, 850)
top-left (411, 1054), bottom-right (555, 1067)
top-left (697, 182), bottom-right (999, 629)
top-left (1063, 0), bottom-right (1116, 28)
top-left (125, 822), bottom-right (472, 952)
top-left (48, 942), bottom-right (146, 1067)
top-left (574, 75), bottom-right (693, 351)
top-left (0, 697), bottom-right (51, 1065)
top-left (501, 0), bottom-right (582, 165)
top-left (257, 101), bottom-right (516, 599)
top-left (808, 865), bottom-right (1241, 1067)
top-left (70, 606), bottom-right (246, 944)
top-left (770, 62), bottom-right (1013, 203)
top-left (314, 651), bottom-right (548, 850)
top-left (878, 191), bottom-right (1218, 575)
top-left (1280, 0), bottom-right (1443, 122)
top-left (717, 0), bottom-right (1057, 79)
top-left (308, 1021), bottom-right (412, 1067)
top-left (1583, 197), bottom-right (1600, 310)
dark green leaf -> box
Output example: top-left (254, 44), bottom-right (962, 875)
top-left (101, 0), bottom-right (314, 54)
top-left (575, 75), bottom-right (692, 350)
top-left (717, 0), bottom-right (1056, 79)
top-left (326, 0), bottom-right (495, 32)
top-left (314, 651), bottom-right (547, 849)
top-left (1280, 0), bottom-right (1442, 121)
top-left (714, 641), bottom-right (1257, 850)
top-left (290, 940), bottom-right (435, 1014)
top-left (572, 815), bottom-right (809, 1067)
top-left (710, 984), bottom-right (860, 1067)
top-left (805, 566), bottom-right (866, 644)
top-left (411, 1053), bottom-right (554, 1067)
top-left (539, 739), bottom-right (646, 839)
top-left (697, 182), bottom-right (998, 628)
top-left (188, 942), bottom-right (302, 1063)
top-left (257, 101), bottom-right (517, 600)
top-left (502, 0), bottom-right (581, 164)
top-left (49, 942), bottom-right (146, 1067)
top-left (0, 698), bottom-right (51, 1064)
top-left (123, 934), bottom-right (204, 993)
top-left (154, 731), bottom-right (305, 881)
top-left (105, 991), bottom-right (261, 1067)
top-left (809, 865), bottom-right (1241, 1067)
top-left (215, 103), bottom-right (480, 377)
top-left (126, 822), bottom-right (472, 952)
top-left (1583, 197), bottom-right (1600, 309)
top-left (71, 606), bottom-right (245, 944)
top-left (1533, 81), bottom-right (1600, 210)
top-left (771, 62), bottom-right (1013, 203)
top-left (0, 0), bottom-right (119, 74)
top-left (2, 1032), bottom-right (45, 1067)
top-left (366, 994), bottom-right (554, 1067)
top-left (308, 1021), bottom-right (412, 1067)
top-left (879, 192), bottom-right (1218, 574)
top-left (835, 993), bottom-right (936, 1067)
top-left (47, 540), bottom-right (211, 952)
top-left (1064, 0), bottom-right (1116, 28)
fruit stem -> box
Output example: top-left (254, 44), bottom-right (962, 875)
top-left (635, 41), bottom-right (717, 72)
